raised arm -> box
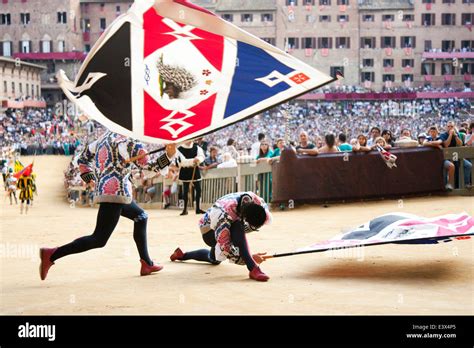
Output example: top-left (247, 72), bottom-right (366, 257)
top-left (423, 139), bottom-right (443, 149)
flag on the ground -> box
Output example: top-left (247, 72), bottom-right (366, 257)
top-left (265, 213), bottom-right (473, 259)
top-left (298, 213), bottom-right (473, 253)
top-left (57, 0), bottom-right (335, 144)
top-left (14, 163), bottom-right (33, 179)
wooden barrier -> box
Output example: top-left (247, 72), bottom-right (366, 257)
top-left (443, 147), bottom-right (474, 196)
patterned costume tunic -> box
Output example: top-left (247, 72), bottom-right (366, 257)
top-left (199, 192), bottom-right (272, 263)
top-left (78, 131), bottom-right (171, 204)
top-left (17, 176), bottom-right (34, 201)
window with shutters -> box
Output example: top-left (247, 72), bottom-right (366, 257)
top-left (241, 14), bottom-right (253, 22)
top-left (383, 59), bottom-right (394, 68)
top-left (362, 14), bottom-right (374, 22)
top-left (401, 36), bottom-right (416, 48)
top-left (362, 59), bottom-right (374, 67)
top-left (442, 13), bottom-right (456, 25)
top-left (222, 14), bottom-right (233, 22)
top-left (1, 13), bottom-right (12, 25)
top-left (335, 37), bottom-right (350, 49)
top-left (318, 37), bottom-right (332, 49)
top-left (261, 13), bottom-right (273, 22)
top-left (302, 37), bottom-right (316, 49)
top-left (381, 36), bottom-right (396, 48)
top-left (422, 62), bottom-right (436, 75)
top-left (288, 37), bottom-right (299, 49)
top-left (361, 72), bottom-right (375, 82)
top-left (442, 40), bottom-right (455, 52)
top-left (422, 13), bottom-right (435, 26)
top-left (57, 12), bottom-right (67, 24)
top-left (402, 59), bottom-right (414, 68)
top-left (20, 13), bottom-right (30, 25)
top-left (361, 37), bottom-right (376, 49)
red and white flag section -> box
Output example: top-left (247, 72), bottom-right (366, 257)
top-left (57, 0), bottom-right (335, 144)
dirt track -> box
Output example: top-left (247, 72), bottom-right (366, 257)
top-left (1, 156), bottom-right (473, 315)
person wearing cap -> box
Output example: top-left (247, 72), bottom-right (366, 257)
top-left (170, 192), bottom-right (272, 282)
top-left (417, 133), bottom-right (428, 146)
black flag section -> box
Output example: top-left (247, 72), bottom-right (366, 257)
top-left (77, 22), bottom-right (133, 131)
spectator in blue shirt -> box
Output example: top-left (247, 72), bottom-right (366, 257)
top-left (424, 126), bottom-right (455, 191)
top-left (337, 133), bottom-right (353, 152)
top-left (201, 146), bottom-right (221, 171)
top-left (439, 122), bottom-right (471, 188)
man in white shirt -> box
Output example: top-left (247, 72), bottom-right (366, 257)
top-left (250, 133), bottom-right (266, 159)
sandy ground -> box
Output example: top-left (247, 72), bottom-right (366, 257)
top-left (0, 155), bottom-right (473, 315)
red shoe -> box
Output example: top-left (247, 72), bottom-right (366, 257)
top-left (249, 266), bottom-right (270, 282)
top-left (39, 247), bottom-right (57, 281)
top-left (169, 247), bottom-right (184, 262)
top-left (140, 259), bottom-right (163, 276)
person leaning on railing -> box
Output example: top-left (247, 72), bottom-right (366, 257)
top-left (295, 130), bottom-right (319, 156)
top-left (337, 133), bottom-right (353, 152)
top-left (370, 137), bottom-right (392, 151)
top-left (440, 121), bottom-right (472, 188)
top-left (351, 134), bottom-right (372, 153)
top-left (200, 146), bottom-right (221, 171)
top-left (268, 138), bottom-right (286, 164)
top-left (464, 122), bottom-right (474, 147)
top-left (424, 126), bottom-right (457, 191)
top-left (319, 134), bottom-right (340, 154)
top-left (256, 140), bottom-right (273, 163)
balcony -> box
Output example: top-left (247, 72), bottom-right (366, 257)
top-left (13, 52), bottom-right (87, 61)
top-left (423, 51), bottom-right (474, 59)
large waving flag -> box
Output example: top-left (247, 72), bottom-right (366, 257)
top-left (57, 0), bottom-right (335, 144)
top-left (13, 163), bottom-right (33, 179)
top-left (264, 213), bottom-right (473, 260)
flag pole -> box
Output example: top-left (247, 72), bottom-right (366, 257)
top-left (261, 233), bottom-right (473, 261)
top-left (125, 146), bottom-right (167, 164)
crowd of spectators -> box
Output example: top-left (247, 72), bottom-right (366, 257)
top-left (312, 84), bottom-right (472, 94)
top-left (0, 108), bottom-right (100, 156)
top-left (205, 97), bottom-right (472, 151)
top-left (1, 89), bottom-right (472, 200)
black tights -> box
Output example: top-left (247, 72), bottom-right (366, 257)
top-left (51, 202), bottom-right (153, 265)
top-left (182, 181), bottom-right (201, 212)
top-left (182, 222), bottom-right (256, 271)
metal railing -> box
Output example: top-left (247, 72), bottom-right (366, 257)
top-left (147, 162), bottom-right (273, 209)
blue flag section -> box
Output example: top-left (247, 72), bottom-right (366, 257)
top-left (224, 41), bottom-right (295, 119)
